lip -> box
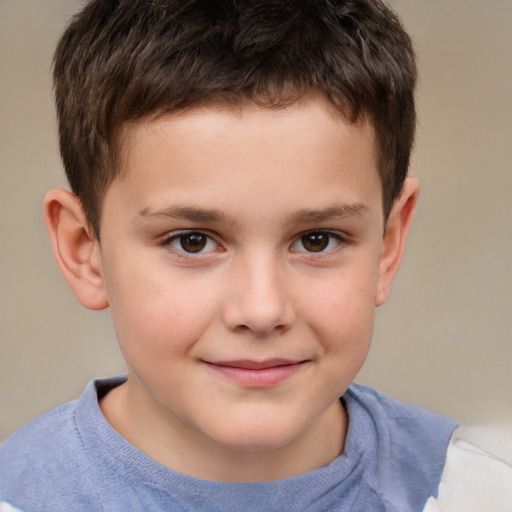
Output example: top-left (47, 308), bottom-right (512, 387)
top-left (204, 359), bottom-right (307, 387)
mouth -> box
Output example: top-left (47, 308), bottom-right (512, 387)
top-left (203, 359), bottom-right (308, 388)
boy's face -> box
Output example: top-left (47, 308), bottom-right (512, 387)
top-left (88, 97), bottom-right (407, 462)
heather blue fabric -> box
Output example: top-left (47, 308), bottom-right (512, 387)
top-left (0, 377), bottom-right (457, 512)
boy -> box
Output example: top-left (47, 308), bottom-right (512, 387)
top-left (0, 0), bottom-right (461, 510)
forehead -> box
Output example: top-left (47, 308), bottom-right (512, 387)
top-left (109, 98), bottom-right (382, 227)
top-left (118, 97), bottom-right (376, 167)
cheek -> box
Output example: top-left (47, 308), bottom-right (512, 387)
top-left (106, 264), bottom-right (221, 360)
top-left (298, 268), bottom-right (378, 352)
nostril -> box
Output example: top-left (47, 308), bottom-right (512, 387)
top-left (233, 322), bottom-right (289, 336)
top-left (233, 324), bottom-right (250, 333)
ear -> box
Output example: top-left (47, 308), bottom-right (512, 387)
top-left (375, 177), bottom-right (420, 307)
top-left (43, 188), bottom-right (109, 310)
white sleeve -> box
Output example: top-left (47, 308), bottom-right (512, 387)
top-left (0, 503), bottom-right (24, 512)
top-left (422, 426), bottom-right (512, 512)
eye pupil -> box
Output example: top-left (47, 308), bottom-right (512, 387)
top-left (180, 233), bottom-right (207, 253)
top-left (302, 233), bottom-right (329, 252)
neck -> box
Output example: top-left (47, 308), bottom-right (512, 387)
top-left (100, 376), bottom-right (347, 483)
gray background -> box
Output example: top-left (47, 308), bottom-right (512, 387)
top-left (1, 1), bottom-right (511, 444)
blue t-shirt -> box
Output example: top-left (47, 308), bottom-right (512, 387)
top-left (0, 377), bottom-right (457, 512)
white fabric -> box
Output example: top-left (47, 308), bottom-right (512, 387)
top-left (422, 426), bottom-right (512, 512)
top-left (0, 503), bottom-right (23, 512)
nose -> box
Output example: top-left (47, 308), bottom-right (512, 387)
top-left (221, 254), bottom-right (296, 336)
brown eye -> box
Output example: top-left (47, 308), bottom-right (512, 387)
top-left (179, 232), bottom-right (207, 253)
top-left (291, 231), bottom-right (342, 253)
top-left (300, 232), bottom-right (329, 252)
top-left (166, 231), bottom-right (217, 254)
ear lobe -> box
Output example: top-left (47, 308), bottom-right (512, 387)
top-left (375, 177), bottom-right (420, 307)
top-left (43, 188), bottom-right (109, 310)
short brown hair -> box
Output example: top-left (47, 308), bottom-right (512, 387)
top-left (53, 0), bottom-right (417, 235)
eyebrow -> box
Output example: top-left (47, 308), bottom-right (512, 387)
top-left (134, 206), bottom-right (233, 224)
top-left (134, 202), bottom-right (369, 226)
top-left (284, 203), bottom-right (370, 225)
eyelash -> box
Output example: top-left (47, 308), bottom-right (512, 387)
top-left (290, 230), bottom-right (345, 254)
top-left (162, 230), bottom-right (221, 257)
top-left (161, 229), bottom-right (346, 257)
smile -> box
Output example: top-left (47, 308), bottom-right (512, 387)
top-left (203, 359), bottom-right (307, 388)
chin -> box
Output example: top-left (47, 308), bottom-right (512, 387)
top-left (222, 435), bottom-right (293, 453)
top-left (206, 415), bottom-right (304, 453)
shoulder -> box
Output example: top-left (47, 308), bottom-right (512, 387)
top-left (0, 398), bottom-right (80, 473)
top-left (0, 381), bottom-right (104, 512)
top-left (343, 383), bottom-right (459, 509)
top-left (346, 383), bottom-right (458, 446)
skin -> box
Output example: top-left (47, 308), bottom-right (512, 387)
top-left (44, 96), bottom-right (419, 483)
